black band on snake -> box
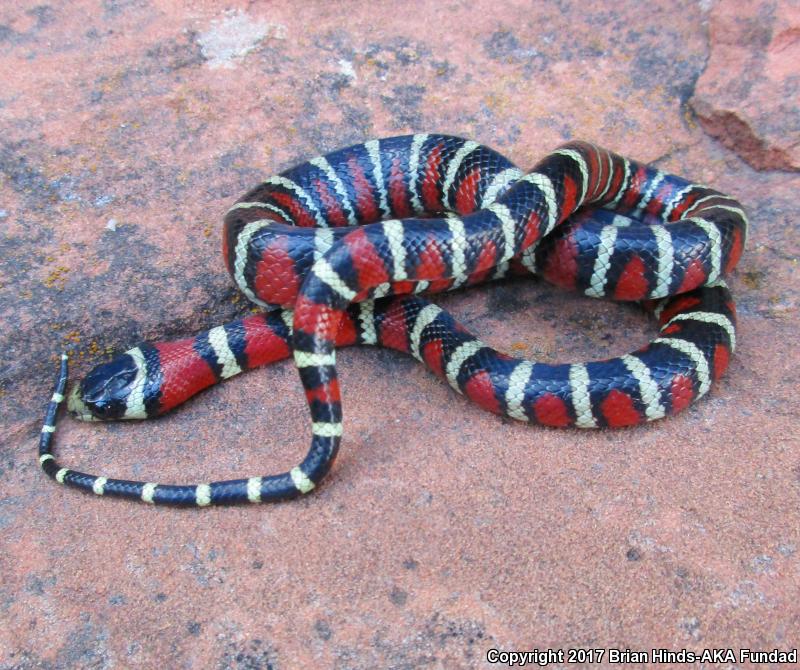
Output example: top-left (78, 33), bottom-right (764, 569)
top-left (38, 134), bottom-right (747, 506)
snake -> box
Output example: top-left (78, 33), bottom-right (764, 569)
top-left (38, 134), bottom-right (747, 506)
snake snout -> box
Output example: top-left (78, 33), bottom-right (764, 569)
top-left (67, 353), bottom-right (140, 421)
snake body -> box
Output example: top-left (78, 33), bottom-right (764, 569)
top-left (39, 134), bottom-right (747, 506)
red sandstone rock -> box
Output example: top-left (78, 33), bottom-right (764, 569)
top-left (1, 1), bottom-right (799, 667)
top-left (691, 0), bottom-right (800, 171)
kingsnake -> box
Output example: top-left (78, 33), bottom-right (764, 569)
top-left (39, 134), bottom-right (747, 506)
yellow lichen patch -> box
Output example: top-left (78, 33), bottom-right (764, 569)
top-left (86, 341), bottom-right (104, 356)
top-left (51, 327), bottom-right (115, 363)
top-left (741, 270), bottom-right (765, 290)
top-left (72, 341), bottom-right (116, 361)
top-left (44, 266), bottom-right (70, 290)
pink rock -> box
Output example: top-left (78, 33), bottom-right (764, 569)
top-left (2, 1), bottom-right (799, 666)
top-left (691, 0), bottom-right (800, 171)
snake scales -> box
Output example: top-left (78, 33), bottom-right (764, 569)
top-left (39, 134), bottom-right (747, 505)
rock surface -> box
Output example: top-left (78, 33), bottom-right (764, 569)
top-left (1, 1), bottom-right (798, 668)
top-left (691, 0), bottom-right (800, 171)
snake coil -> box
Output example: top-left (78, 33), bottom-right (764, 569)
top-left (39, 135), bottom-right (747, 505)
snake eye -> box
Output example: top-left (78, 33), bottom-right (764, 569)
top-left (76, 353), bottom-right (139, 420)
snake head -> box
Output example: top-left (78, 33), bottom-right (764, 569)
top-left (67, 353), bottom-right (140, 421)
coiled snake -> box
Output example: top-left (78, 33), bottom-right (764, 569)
top-left (38, 134), bottom-right (747, 506)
